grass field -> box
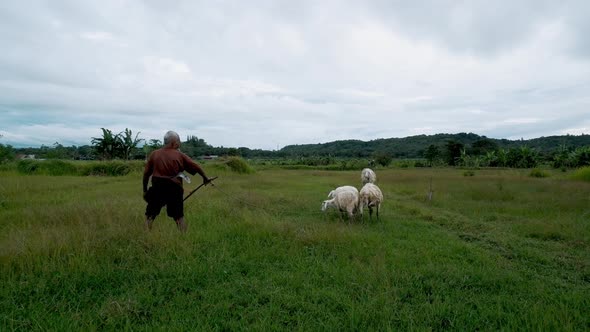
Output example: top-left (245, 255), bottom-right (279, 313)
top-left (1, 167), bottom-right (589, 330)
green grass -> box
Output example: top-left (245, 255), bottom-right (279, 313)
top-left (571, 166), bottom-right (590, 182)
top-left (11, 160), bottom-right (145, 176)
top-left (1, 168), bottom-right (589, 330)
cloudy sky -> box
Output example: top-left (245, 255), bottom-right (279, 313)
top-left (1, 1), bottom-right (589, 149)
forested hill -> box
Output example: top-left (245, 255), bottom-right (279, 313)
top-left (279, 133), bottom-right (590, 158)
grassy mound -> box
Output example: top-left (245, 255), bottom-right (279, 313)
top-left (225, 157), bottom-right (255, 174)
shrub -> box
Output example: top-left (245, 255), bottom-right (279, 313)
top-left (79, 161), bottom-right (132, 176)
top-left (41, 160), bottom-right (78, 176)
top-left (571, 166), bottom-right (590, 182)
top-left (463, 170), bottom-right (475, 177)
top-left (0, 161), bottom-right (17, 172)
top-left (373, 151), bottom-right (392, 167)
top-left (0, 143), bottom-right (15, 163)
top-left (16, 160), bottom-right (78, 175)
top-left (506, 146), bottom-right (539, 168)
top-left (529, 168), bottom-right (550, 178)
top-left (15, 160), bottom-right (140, 176)
top-left (398, 161), bottom-right (411, 168)
top-left (225, 157), bottom-right (255, 174)
top-left (17, 160), bottom-right (39, 174)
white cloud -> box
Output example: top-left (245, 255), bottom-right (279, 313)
top-left (80, 31), bottom-right (114, 41)
top-left (503, 118), bottom-right (541, 124)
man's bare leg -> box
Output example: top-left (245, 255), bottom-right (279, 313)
top-left (175, 217), bottom-right (187, 233)
top-left (145, 217), bottom-right (155, 231)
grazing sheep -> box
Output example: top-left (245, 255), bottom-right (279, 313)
top-left (322, 186), bottom-right (359, 221)
top-left (327, 185), bottom-right (358, 199)
top-left (359, 183), bottom-right (383, 220)
top-left (361, 168), bottom-right (376, 185)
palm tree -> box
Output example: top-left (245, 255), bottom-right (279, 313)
top-left (91, 128), bottom-right (121, 160)
top-left (119, 128), bottom-right (144, 160)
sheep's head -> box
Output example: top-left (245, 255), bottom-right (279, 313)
top-left (321, 200), bottom-right (333, 212)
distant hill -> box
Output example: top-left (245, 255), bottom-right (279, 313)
top-left (9, 132), bottom-right (590, 160)
top-left (279, 133), bottom-right (590, 158)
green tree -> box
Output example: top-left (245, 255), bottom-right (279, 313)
top-left (373, 151), bottom-right (392, 167)
top-left (423, 144), bottom-right (440, 166)
top-left (552, 144), bottom-right (571, 168)
top-left (470, 138), bottom-right (498, 155)
top-left (483, 150), bottom-right (498, 167)
top-left (572, 146), bottom-right (590, 167)
top-left (45, 142), bottom-right (68, 159)
top-left (445, 140), bottom-right (464, 166)
top-left (506, 146), bottom-right (539, 168)
top-left (0, 143), bottom-right (15, 163)
top-left (0, 134), bottom-right (14, 162)
top-left (119, 128), bottom-right (144, 160)
top-left (91, 128), bottom-right (121, 160)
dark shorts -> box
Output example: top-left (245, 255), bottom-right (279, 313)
top-left (145, 178), bottom-right (184, 219)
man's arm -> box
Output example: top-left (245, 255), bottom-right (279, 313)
top-left (143, 154), bottom-right (154, 192)
top-left (182, 153), bottom-right (210, 183)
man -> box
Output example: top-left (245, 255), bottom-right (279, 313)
top-left (143, 131), bottom-right (211, 232)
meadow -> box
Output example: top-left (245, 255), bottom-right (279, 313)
top-left (1, 165), bottom-right (589, 330)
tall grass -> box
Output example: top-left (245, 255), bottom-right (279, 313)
top-left (13, 160), bottom-right (144, 176)
top-left (571, 166), bottom-right (590, 181)
top-left (1, 168), bottom-right (589, 330)
top-left (225, 157), bottom-right (255, 174)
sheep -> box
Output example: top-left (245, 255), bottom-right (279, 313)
top-left (361, 168), bottom-right (376, 185)
top-left (327, 185), bottom-right (358, 199)
top-left (322, 186), bottom-right (359, 221)
top-left (359, 183), bottom-right (383, 220)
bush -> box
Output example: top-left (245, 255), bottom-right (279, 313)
top-left (42, 160), bottom-right (78, 176)
top-left (571, 166), bottom-right (590, 182)
top-left (0, 161), bottom-right (17, 172)
top-left (463, 170), bottom-right (475, 177)
top-left (17, 160), bottom-right (78, 175)
top-left (14, 160), bottom-right (141, 176)
top-left (529, 168), bottom-right (550, 178)
top-left (0, 143), bottom-right (15, 163)
top-left (225, 157), bottom-right (255, 174)
top-left (374, 152), bottom-right (393, 167)
top-left (17, 160), bottom-right (39, 174)
top-left (80, 161), bottom-right (132, 176)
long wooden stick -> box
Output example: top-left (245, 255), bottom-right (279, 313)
top-left (183, 176), bottom-right (218, 202)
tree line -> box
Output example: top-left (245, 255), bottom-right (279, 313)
top-left (1, 131), bottom-right (589, 169)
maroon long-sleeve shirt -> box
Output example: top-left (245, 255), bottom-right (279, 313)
top-left (143, 147), bottom-right (206, 192)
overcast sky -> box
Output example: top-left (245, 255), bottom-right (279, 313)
top-left (1, 1), bottom-right (589, 149)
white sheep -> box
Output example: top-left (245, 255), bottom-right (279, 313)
top-left (359, 183), bottom-right (383, 220)
top-left (322, 186), bottom-right (359, 221)
top-left (361, 168), bottom-right (376, 185)
top-left (327, 185), bottom-right (358, 199)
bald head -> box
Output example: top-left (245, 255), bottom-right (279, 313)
top-left (164, 131), bottom-right (181, 148)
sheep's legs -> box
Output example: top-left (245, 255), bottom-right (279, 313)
top-left (144, 217), bottom-right (155, 231)
top-left (347, 210), bottom-right (355, 222)
top-left (175, 217), bottom-right (188, 233)
top-left (368, 206), bottom-right (373, 220)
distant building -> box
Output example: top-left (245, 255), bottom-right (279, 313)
top-left (17, 154), bottom-right (36, 160)
top-left (199, 155), bottom-right (219, 160)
